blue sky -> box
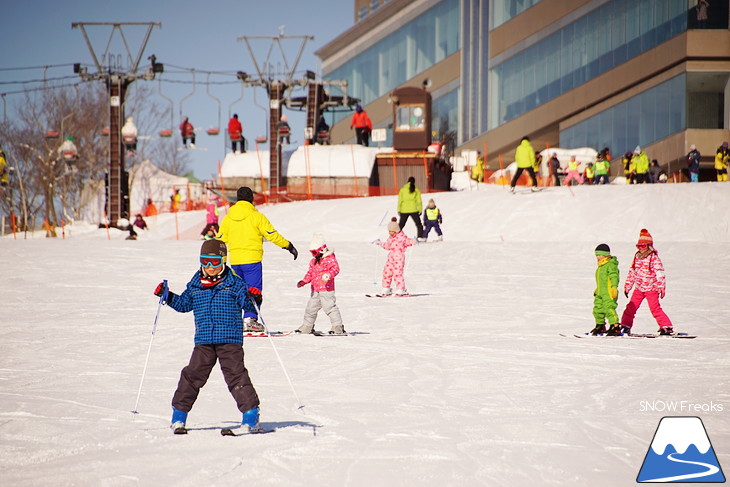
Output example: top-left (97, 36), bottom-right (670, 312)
top-left (1, 0), bottom-right (354, 180)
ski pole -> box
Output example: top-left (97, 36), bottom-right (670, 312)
top-left (250, 298), bottom-right (305, 412)
top-left (132, 280), bottom-right (168, 414)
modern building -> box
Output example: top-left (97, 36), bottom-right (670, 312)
top-left (317, 0), bottom-right (730, 177)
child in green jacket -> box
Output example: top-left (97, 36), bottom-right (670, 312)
top-left (590, 244), bottom-right (621, 335)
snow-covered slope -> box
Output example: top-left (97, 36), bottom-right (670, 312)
top-left (2, 182), bottom-right (729, 486)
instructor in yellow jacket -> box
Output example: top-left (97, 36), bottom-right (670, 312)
top-left (218, 187), bottom-right (298, 330)
top-left (509, 136), bottom-right (539, 193)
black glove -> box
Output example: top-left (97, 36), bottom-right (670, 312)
top-left (286, 242), bottom-right (298, 260)
top-left (246, 286), bottom-right (263, 307)
top-left (624, 291), bottom-right (629, 298)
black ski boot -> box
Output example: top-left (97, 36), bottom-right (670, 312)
top-left (658, 327), bottom-right (675, 336)
top-left (606, 324), bottom-right (626, 336)
top-left (590, 324), bottom-right (607, 336)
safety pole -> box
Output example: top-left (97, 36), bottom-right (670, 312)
top-left (350, 143), bottom-right (359, 197)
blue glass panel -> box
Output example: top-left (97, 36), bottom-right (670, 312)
top-left (489, 0), bottom-right (688, 129)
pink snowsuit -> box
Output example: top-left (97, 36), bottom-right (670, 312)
top-left (301, 253), bottom-right (339, 292)
top-left (621, 249), bottom-right (673, 330)
top-left (377, 231), bottom-right (415, 292)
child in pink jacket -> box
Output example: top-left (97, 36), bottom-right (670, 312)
top-left (375, 217), bottom-right (416, 296)
top-left (295, 234), bottom-right (345, 335)
top-left (620, 229), bottom-right (674, 335)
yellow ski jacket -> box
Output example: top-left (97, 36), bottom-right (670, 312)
top-left (217, 201), bottom-right (290, 265)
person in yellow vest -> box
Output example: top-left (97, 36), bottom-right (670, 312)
top-left (631, 146), bottom-right (650, 184)
top-left (594, 153), bottom-right (610, 184)
top-left (714, 142), bottom-right (729, 182)
top-left (421, 198), bottom-right (443, 242)
top-left (584, 163), bottom-right (595, 184)
top-left (509, 136), bottom-right (539, 192)
top-left (563, 156), bottom-right (584, 186)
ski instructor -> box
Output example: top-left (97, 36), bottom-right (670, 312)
top-left (217, 187), bottom-right (298, 331)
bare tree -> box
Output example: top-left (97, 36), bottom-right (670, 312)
top-left (0, 80), bottom-right (190, 232)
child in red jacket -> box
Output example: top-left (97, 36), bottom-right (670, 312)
top-left (620, 229), bottom-right (674, 335)
top-left (295, 234), bottom-right (346, 335)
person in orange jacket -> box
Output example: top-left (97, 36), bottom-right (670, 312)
top-left (350, 105), bottom-right (372, 147)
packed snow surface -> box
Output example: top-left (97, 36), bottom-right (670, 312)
top-left (2, 182), bottom-right (729, 486)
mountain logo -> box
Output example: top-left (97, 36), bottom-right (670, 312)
top-left (637, 416), bottom-right (725, 483)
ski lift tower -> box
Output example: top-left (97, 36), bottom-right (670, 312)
top-left (72, 22), bottom-right (162, 226)
top-left (237, 30), bottom-right (315, 202)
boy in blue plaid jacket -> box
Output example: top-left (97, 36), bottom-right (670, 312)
top-left (154, 239), bottom-right (263, 434)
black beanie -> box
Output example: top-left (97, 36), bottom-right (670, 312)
top-left (595, 243), bottom-right (610, 256)
top-left (201, 239), bottom-right (227, 257)
top-left (237, 186), bottom-right (254, 202)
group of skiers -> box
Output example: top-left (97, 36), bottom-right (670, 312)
top-left (153, 180), bottom-right (446, 434)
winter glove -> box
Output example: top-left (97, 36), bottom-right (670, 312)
top-left (624, 290), bottom-right (629, 298)
top-left (286, 242), bottom-right (298, 260)
top-left (153, 282), bottom-right (166, 297)
top-left (153, 281), bottom-right (174, 304)
top-left (246, 287), bottom-right (263, 307)
top-left (660, 289), bottom-right (665, 299)
top-left (296, 280), bottom-right (306, 288)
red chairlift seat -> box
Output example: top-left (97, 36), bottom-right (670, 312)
top-left (45, 130), bottom-right (60, 139)
top-left (207, 127), bottom-right (220, 136)
top-left (62, 151), bottom-right (78, 161)
top-left (159, 129), bottom-right (173, 138)
top-left (278, 127), bottom-right (291, 137)
top-left (101, 127), bottom-right (110, 136)
top-left (255, 136), bottom-right (267, 144)
top-left (123, 135), bottom-right (137, 144)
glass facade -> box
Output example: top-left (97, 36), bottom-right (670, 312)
top-left (490, 0), bottom-right (544, 29)
top-left (489, 0), bottom-right (687, 129)
top-left (432, 88), bottom-right (460, 141)
top-left (560, 74), bottom-right (686, 155)
top-left (327, 0), bottom-right (459, 125)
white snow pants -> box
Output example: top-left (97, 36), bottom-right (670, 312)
top-left (300, 291), bottom-right (343, 332)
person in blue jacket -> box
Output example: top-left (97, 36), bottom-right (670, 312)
top-left (153, 239), bottom-right (263, 434)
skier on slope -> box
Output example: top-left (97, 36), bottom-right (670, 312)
top-left (590, 244), bottom-right (620, 336)
top-left (374, 217), bottom-right (416, 296)
top-left (295, 234), bottom-right (346, 335)
top-left (619, 229), bottom-right (674, 335)
top-left (153, 239), bottom-right (263, 435)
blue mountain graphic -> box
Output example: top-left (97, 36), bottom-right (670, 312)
top-left (638, 443), bottom-right (726, 483)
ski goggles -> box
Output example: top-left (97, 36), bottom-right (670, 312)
top-left (200, 254), bottom-right (224, 268)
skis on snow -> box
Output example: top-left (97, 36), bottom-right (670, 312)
top-left (561, 332), bottom-right (696, 339)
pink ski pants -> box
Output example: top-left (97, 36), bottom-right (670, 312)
top-left (621, 289), bottom-right (673, 329)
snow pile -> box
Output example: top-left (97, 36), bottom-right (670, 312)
top-left (2, 182), bottom-right (729, 486)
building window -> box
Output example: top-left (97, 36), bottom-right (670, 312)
top-left (489, 0), bottom-right (688, 129)
top-left (328, 0), bottom-right (460, 124)
top-left (357, 6), bottom-right (369, 21)
top-left (432, 88), bottom-right (459, 142)
top-left (560, 74), bottom-right (686, 155)
top-left (491, 0), bottom-right (545, 29)
top-left (396, 105), bottom-right (426, 131)
top-left (370, 0), bottom-right (380, 13)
